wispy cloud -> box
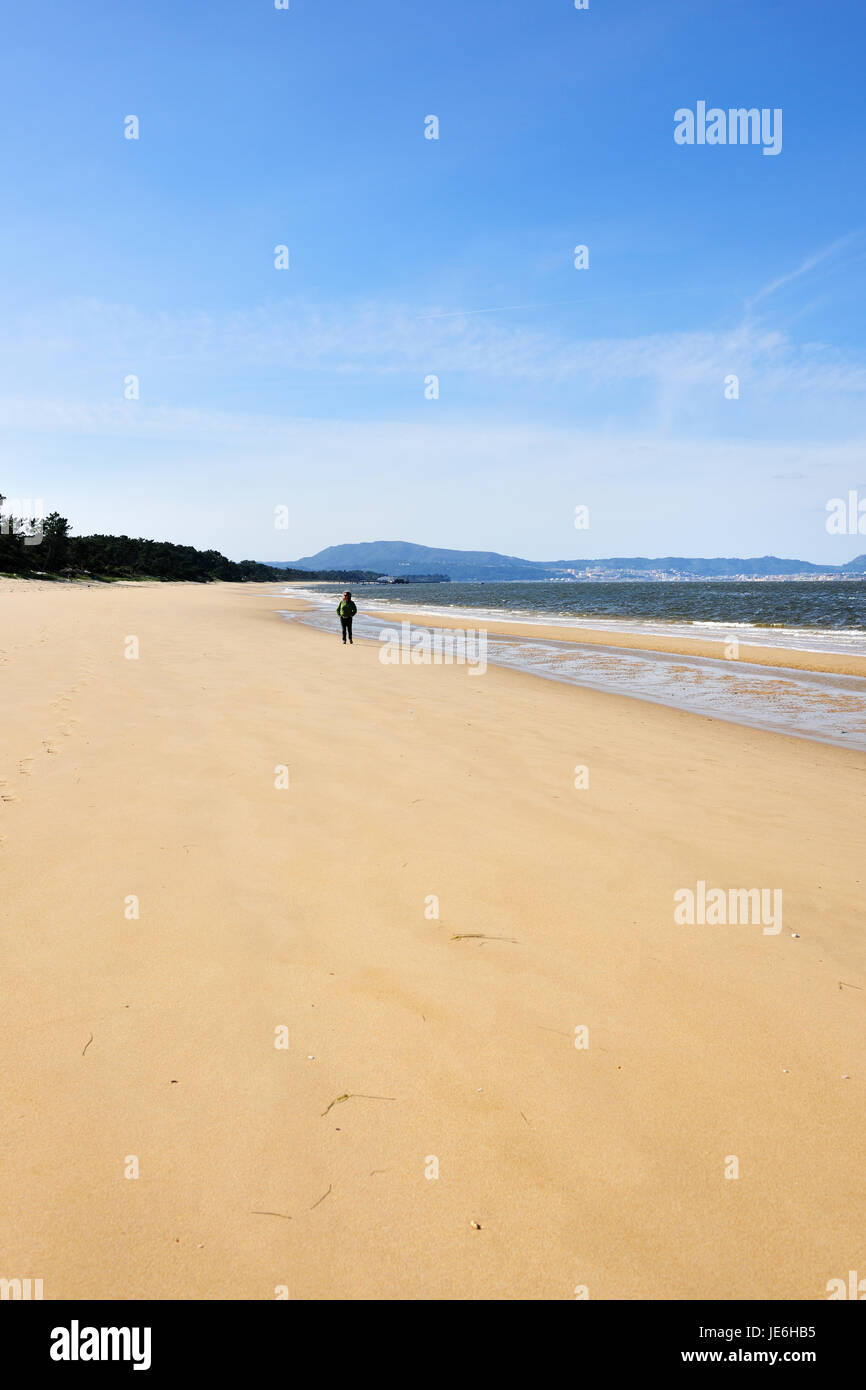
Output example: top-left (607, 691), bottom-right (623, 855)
top-left (3, 296), bottom-right (866, 406)
top-left (745, 229), bottom-right (866, 310)
top-left (2, 401), bottom-right (861, 561)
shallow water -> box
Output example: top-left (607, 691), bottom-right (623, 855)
top-left (275, 588), bottom-right (866, 751)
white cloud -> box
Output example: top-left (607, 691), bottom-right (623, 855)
top-left (2, 399), bottom-right (863, 560)
top-left (2, 267), bottom-right (866, 559)
top-left (3, 295), bottom-right (866, 405)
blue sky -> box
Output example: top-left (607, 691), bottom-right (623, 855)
top-left (2, 0), bottom-right (865, 562)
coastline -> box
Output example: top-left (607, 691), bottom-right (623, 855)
top-left (363, 606), bottom-right (866, 679)
top-left (2, 579), bottom-right (865, 1299)
top-left (281, 590), bottom-right (866, 749)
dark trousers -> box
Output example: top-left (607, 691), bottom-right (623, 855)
top-left (340, 617), bottom-right (353, 643)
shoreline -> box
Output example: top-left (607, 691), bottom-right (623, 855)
top-left (280, 592), bottom-right (866, 749)
top-left (360, 605), bottom-right (866, 678)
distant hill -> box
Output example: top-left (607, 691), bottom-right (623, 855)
top-left (266, 540), bottom-right (866, 582)
top-left (273, 540), bottom-right (544, 582)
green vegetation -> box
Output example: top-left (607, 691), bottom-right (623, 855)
top-left (0, 496), bottom-right (375, 584)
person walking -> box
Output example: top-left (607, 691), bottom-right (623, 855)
top-left (336, 590), bottom-right (357, 644)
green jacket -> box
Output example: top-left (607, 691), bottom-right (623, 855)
top-left (337, 599), bottom-right (357, 618)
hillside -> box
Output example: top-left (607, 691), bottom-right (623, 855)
top-left (268, 540), bottom-right (866, 582)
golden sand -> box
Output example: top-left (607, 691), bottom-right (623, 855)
top-left (2, 579), bottom-right (864, 1299)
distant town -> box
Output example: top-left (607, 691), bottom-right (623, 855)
top-left (272, 541), bottom-right (866, 585)
top-left (365, 570), bottom-right (863, 584)
top-left (544, 567), bottom-right (865, 583)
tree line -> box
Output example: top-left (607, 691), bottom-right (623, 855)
top-left (0, 497), bottom-right (375, 584)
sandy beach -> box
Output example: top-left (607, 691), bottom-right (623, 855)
top-left (2, 578), bottom-right (865, 1301)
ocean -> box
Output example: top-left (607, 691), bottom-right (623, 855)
top-left (295, 579), bottom-right (866, 653)
top-left (276, 579), bottom-right (866, 749)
